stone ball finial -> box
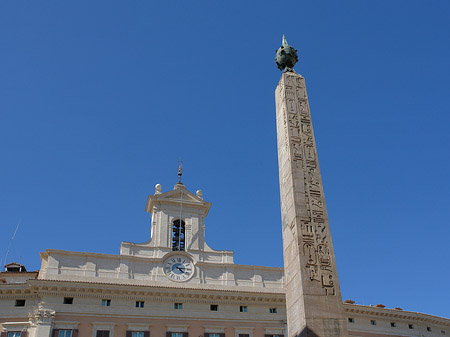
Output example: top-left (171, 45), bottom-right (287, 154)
top-left (155, 184), bottom-right (162, 194)
top-left (196, 190), bottom-right (203, 199)
top-left (275, 35), bottom-right (299, 73)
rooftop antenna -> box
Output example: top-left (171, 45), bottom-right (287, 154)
top-left (4, 222), bottom-right (20, 268)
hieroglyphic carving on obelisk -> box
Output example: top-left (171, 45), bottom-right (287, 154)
top-left (275, 36), bottom-right (349, 337)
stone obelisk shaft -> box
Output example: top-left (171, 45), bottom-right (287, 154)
top-left (275, 72), bottom-right (349, 337)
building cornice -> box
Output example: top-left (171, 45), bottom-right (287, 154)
top-left (0, 279), bottom-right (285, 304)
top-left (2, 281), bottom-right (448, 326)
top-left (29, 277), bottom-right (285, 295)
top-left (344, 303), bottom-right (450, 327)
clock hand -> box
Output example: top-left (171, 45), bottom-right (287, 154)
top-left (176, 266), bottom-right (185, 272)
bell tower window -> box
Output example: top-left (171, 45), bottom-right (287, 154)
top-left (172, 219), bottom-right (185, 251)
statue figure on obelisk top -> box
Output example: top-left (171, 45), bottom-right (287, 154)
top-left (274, 36), bottom-right (349, 337)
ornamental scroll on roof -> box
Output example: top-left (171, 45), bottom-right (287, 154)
top-left (275, 35), bottom-right (299, 73)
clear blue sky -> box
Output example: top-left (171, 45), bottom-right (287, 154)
top-left (1, 0), bottom-right (449, 319)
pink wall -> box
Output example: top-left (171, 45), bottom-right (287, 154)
top-left (56, 314), bottom-right (284, 337)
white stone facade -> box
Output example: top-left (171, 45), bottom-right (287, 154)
top-left (1, 183), bottom-right (287, 337)
top-left (38, 183), bottom-right (284, 293)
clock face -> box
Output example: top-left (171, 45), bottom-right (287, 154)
top-left (163, 255), bottom-right (194, 282)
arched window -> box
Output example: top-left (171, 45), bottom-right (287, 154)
top-left (172, 219), bottom-right (185, 251)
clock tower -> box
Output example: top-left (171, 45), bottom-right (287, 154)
top-left (143, 181), bottom-right (211, 255)
top-left (118, 180), bottom-right (237, 284)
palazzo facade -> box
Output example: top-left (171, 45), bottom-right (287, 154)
top-left (0, 182), bottom-right (449, 337)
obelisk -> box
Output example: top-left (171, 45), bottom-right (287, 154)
top-left (275, 36), bottom-right (349, 337)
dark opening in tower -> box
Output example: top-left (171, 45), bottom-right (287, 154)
top-left (172, 219), bottom-right (185, 251)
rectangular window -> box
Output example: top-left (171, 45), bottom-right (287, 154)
top-left (370, 320), bottom-right (376, 325)
top-left (238, 335), bottom-right (250, 337)
top-left (409, 324), bottom-right (414, 329)
top-left (15, 299), bottom-right (25, 306)
top-left (210, 304), bottom-right (218, 311)
top-left (59, 331), bottom-right (72, 337)
top-left (8, 333), bottom-right (21, 337)
top-left (135, 301), bottom-right (144, 308)
top-left (132, 333), bottom-right (144, 337)
top-left (174, 303), bottom-right (183, 309)
top-left (441, 331), bottom-right (446, 334)
top-left (102, 299), bottom-right (111, 306)
top-left (96, 331), bottom-right (110, 337)
top-left (390, 322), bottom-right (396, 327)
top-left (240, 305), bottom-right (247, 312)
top-left (209, 334), bottom-right (220, 337)
top-left (171, 333), bottom-right (183, 337)
top-left (269, 307), bottom-right (277, 313)
top-left (427, 327), bottom-right (432, 332)
top-left (348, 318), bottom-right (354, 323)
top-left (63, 297), bottom-right (73, 304)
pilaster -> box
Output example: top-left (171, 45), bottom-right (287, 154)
top-left (28, 305), bottom-right (55, 337)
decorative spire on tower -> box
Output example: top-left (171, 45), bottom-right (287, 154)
top-left (275, 35), bottom-right (299, 72)
top-left (177, 160), bottom-right (183, 183)
top-left (174, 159), bottom-right (186, 190)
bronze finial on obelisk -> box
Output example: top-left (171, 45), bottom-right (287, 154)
top-left (274, 36), bottom-right (349, 337)
top-left (275, 35), bottom-right (299, 73)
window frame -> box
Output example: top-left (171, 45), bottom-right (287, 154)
top-left (204, 334), bottom-right (224, 337)
top-left (63, 297), bottom-right (73, 305)
top-left (102, 299), bottom-right (111, 307)
top-left (236, 329), bottom-right (252, 337)
top-left (8, 332), bottom-right (22, 337)
top-left (92, 323), bottom-right (114, 337)
top-left (14, 299), bottom-right (26, 307)
top-left (95, 330), bottom-right (110, 337)
top-left (58, 330), bottom-right (73, 337)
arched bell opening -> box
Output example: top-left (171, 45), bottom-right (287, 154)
top-left (172, 219), bottom-right (185, 251)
